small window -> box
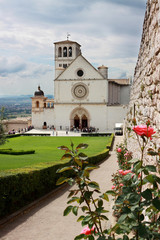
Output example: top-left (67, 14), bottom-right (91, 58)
top-left (44, 103), bottom-right (46, 108)
top-left (77, 69), bottom-right (84, 77)
top-left (36, 101), bottom-right (39, 108)
top-left (63, 64), bottom-right (67, 68)
top-left (59, 64), bottom-right (62, 67)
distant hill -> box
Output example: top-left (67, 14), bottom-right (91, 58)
top-left (0, 95), bottom-right (54, 119)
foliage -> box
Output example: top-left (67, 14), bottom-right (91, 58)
top-left (0, 149), bottom-right (35, 155)
top-left (58, 121), bottom-right (160, 240)
top-left (0, 139), bottom-right (110, 219)
top-left (0, 136), bottom-right (112, 170)
top-left (111, 121), bottom-right (160, 239)
top-left (56, 142), bottom-right (112, 240)
top-left (0, 107), bottom-right (6, 145)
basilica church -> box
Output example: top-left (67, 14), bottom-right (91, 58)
top-left (31, 39), bottom-right (130, 132)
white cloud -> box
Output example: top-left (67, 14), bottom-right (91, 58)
top-left (0, 0), bottom-right (146, 96)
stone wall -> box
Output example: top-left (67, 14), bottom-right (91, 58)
top-left (125, 0), bottom-right (160, 160)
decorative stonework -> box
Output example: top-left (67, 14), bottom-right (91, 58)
top-left (71, 82), bottom-right (89, 100)
top-left (125, 0), bottom-right (160, 161)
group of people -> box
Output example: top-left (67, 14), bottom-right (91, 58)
top-left (8, 125), bottom-right (34, 135)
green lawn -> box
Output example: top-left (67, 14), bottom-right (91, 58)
top-left (0, 136), bottom-right (111, 170)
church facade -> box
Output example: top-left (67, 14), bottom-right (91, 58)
top-left (31, 40), bottom-right (130, 132)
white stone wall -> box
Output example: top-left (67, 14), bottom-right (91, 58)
top-left (125, 0), bottom-right (160, 160)
top-left (107, 105), bottom-right (128, 131)
top-left (54, 79), bottom-right (107, 103)
top-left (32, 109), bottom-right (55, 129)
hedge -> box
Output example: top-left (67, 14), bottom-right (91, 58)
top-left (0, 149), bottom-right (35, 155)
top-left (0, 140), bottom-right (112, 218)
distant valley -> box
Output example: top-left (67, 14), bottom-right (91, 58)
top-left (0, 95), bottom-right (53, 119)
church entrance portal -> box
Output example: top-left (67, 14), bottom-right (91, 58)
top-left (71, 109), bottom-right (90, 130)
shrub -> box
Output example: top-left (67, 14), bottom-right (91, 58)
top-left (0, 149), bottom-right (35, 155)
top-left (0, 147), bottom-right (110, 218)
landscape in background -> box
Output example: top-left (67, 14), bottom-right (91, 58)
top-left (0, 95), bottom-right (53, 119)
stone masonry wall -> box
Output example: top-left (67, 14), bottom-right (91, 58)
top-left (125, 0), bottom-right (160, 162)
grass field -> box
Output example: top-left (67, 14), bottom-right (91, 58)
top-left (0, 136), bottom-right (111, 170)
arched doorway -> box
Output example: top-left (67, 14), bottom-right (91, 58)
top-left (82, 115), bottom-right (88, 128)
top-left (74, 115), bottom-right (80, 128)
top-left (70, 107), bottom-right (90, 130)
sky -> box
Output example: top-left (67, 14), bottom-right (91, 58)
top-left (0, 0), bottom-right (147, 97)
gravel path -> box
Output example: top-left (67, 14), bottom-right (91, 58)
top-left (0, 136), bottom-right (123, 240)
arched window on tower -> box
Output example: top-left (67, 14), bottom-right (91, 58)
top-left (63, 47), bottom-right (67, 57)
top-left (69, 47), bottom-right (72, 57)
top-left (36, 101), bottom-right (39, 108)
top-left (58, 47), bottom-right (62, 57)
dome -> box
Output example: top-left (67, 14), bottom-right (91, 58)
top-left (34, 86), bottom-right (44, 96)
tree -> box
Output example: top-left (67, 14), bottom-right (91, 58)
top-left (0, 107), bottom-right (6, 145)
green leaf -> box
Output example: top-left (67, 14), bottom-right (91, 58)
top-left (74, 234), bottom-right (85, 240)
top-left (56, 177), bottom-right (70, 185)
top-left (144, 165), bottom-right (156, 172)
top-left (76, 143), bottom-right (89, 150)
top-left (138, 224), bottom-right (148, 238)
top-left (56, 166), bottom-right (72, 173)
top-left (74, 158), bottom-right (82, 167)
top-left (82, 215), bottom-right (92, 226)
top-left (67, 197), bottom-right (80, 204)
top-left (88, 236), bottom-right (94, 240)
top-left (152, 197), bottom-right (160, 210)
top-left (77, 215), bottom-right (85, 222)
top-left (63, 205), bottom-right (73, 216)
top-left (61, 153), bottom-right (72, 160)
top-left (123, 235), bottom-right (129, 240)
top-left (84, 166), bottom-right (99, 171)
top-left (101, 193), bottom-right (109, 202)
top-left (98, 199), bottom-right (103, 208)
top-left (78, 152), bottom-right (88, 160)
top-left (58, 145), bottom-right (69, 151)
top-left (141, 188), bottom-right (152, 201)
top-left (84, 191), bottom-right (93, 200)
top-left (118, 214), bottom-right (128, 223)
top-left (105, 190), bottom-right (117, 196)
top-left (88, 181), bottom-right (100, 190)
top-left (72, 206), bottom-right (78, 216)
top-left (82, 206), bottom-right (89, 212)
top-left (128, 158), bottom-right (139, 163)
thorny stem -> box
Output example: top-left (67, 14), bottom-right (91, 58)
top-left (85, 184), bottom-right (104, 236)
top-left (78, 185), bottom-right (101, 236)
top-left (136, 134), bottom-right (148, 240)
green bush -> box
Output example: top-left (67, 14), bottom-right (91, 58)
top-left (6, 134), bottom-right (21, 138)
top-left (0, 148), bottom-right (110, 218)
top-left (0, 149), bottom-right (35, 155)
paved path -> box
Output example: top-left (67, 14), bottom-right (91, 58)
top-left (0, 136), bottom-right (123, 240)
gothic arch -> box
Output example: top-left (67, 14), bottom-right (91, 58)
top-left (70, 107), bottom-right (90, 129)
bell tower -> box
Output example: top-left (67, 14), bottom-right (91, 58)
top-left (54, 39), bottom-right (81, 78)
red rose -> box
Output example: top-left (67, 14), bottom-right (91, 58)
top-left (117, 148), bottom-right (122, 153)
top-left (133, 125), bottom-right (155, 140)
top-left (81, 226), bottom-right (95, 235)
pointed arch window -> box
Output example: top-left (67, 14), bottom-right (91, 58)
top-left (69, 47), bottom-right (72, 57)
top-left (63, 47), bottom-right (67, 57)
top-left (58, 47), bottom-right (62, 57)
